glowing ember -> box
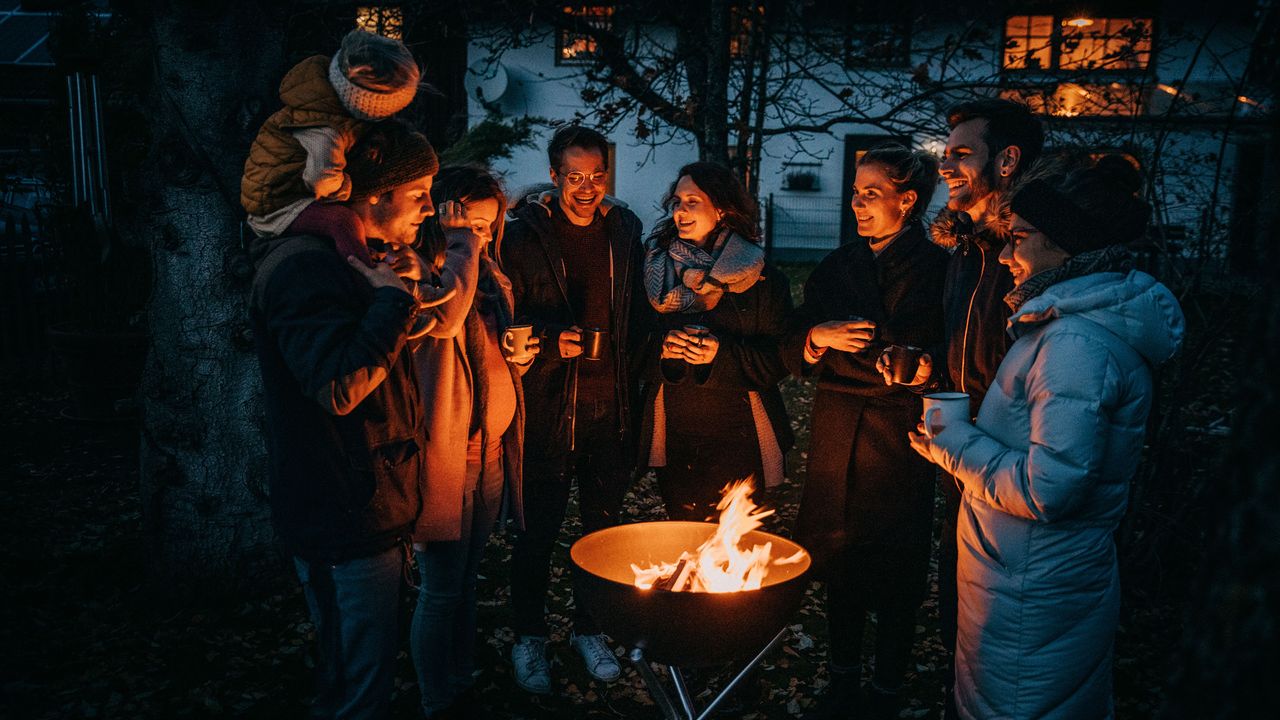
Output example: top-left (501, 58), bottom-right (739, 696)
top-left (631, 480), bottom-right (807, 593)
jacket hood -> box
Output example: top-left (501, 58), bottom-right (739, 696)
top-left (928, 191), bottom-right (1012, 250)
top-left (1011, 270), bottom-right (1185, 366)
top-left (278, 55), bottom-right (344, 115)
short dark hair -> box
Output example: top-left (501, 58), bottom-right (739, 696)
top-left (859, 143), bottom-right (940, 223)
top-left (946, 98), bottom-right (1044, 178)
top-left (650, 161), bottom-right (760, 248)
top-left (547, 125), bottom-right (610, 171)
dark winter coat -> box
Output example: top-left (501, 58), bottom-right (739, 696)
top-left (638, 260), bottom-right (795, 478)
top-left (784, 223), bottom-right (949, 601)
top-left (930, 208), bottom-right (1014, 418)
top-left (498, 201), bottom-right (648, 460)
top-left (250, 234), bottom-right (423, 563)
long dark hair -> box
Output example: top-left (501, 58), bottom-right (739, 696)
top-left (419, 165), bottom-right (508, 269)
top-left (649, 161), bottom-right (760, 248)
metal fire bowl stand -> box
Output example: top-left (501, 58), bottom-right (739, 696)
top-left (570, 521), bottom-right (812, 720)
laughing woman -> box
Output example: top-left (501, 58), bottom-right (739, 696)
top-left (786, 144), bottom-right (949, 720)
top-left (641, 161), bottom-right (794, 522)
top-left (909, 157), bottom-right (1185, 719)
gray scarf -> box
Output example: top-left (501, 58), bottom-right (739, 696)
top-left (1004, 245), bottom-right (1135, 312)
top-left (643, 229), bottom-right (765, 314)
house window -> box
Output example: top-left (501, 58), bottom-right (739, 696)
top-left (556, 5), bottom-right (615, 66)
top-left (1000, 82), bottom-right (1145, 117)
top-left (729, 5), bottom-right (763, 59)
top-left (1003, 15), bottom-right (1153, 71)
top-left (355, 6), bottom-right (405, 40)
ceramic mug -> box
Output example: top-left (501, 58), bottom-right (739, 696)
top-left (501, 324), bottom-right (535, 362)
top-left (922, 392), bottom-right (970, 437)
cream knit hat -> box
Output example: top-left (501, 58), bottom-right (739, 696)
top-left (328, 54), bottom-right (418, 121)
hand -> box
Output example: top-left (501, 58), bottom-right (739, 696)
top-left (384, 242), bottom-right (425, 282)
top-left (682, 330), bottom-right (719, 365)
top-left (661, 329), bottom-right (694, 360)
top-left (907, 423), bottom-right (937, 462)
top-left (506, 336), bottom-right (541, 364)
top-left (558, 326), bottom-right (583, 359)
top-left (809, 319), bottom-right (876, 354)
top-left (876, 350), bottom-right (933, 386)
top-left (436, 200), bottom-right (468, 231)
top-left (348, 256), bottom-right (408, 291)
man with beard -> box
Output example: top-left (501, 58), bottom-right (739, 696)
top-left (498, 125), bottom-right (647, 694)
top-left (887, 98), bottom-right (1043, 719)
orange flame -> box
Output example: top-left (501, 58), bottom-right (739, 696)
top-left (631, 480), bottom-right (806, 593)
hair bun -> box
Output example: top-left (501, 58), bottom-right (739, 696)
top-left (1092, 154), bottom-right (1142, 196)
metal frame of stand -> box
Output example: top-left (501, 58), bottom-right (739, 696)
top-left (628, 626), bottom-right (789, 720)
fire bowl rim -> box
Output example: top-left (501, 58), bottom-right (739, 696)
top-left (569, 520), bottom-right (812, 592)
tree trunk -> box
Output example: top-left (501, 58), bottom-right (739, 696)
top-left (133, 1), bottom-right (289, 591)
top-left (699, 0), bottom-right (731, 166)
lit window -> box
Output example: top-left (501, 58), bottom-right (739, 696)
top-left (1000, 82), bottom-right (1145, 117)
top-left (556, 6), bottom-right (615, 66)
top-left (729, 5), bottom-right (764, 59)
top-left (355, 6), bottom-right (404, 40)
top-left (1003, 15), bottom-right (1152, 71)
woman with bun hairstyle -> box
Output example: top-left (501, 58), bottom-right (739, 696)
top-left (786, 143), bottom-right (949, 720)
top-left (908, 156), bottom-right (1186, 719)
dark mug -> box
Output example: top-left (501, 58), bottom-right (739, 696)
top-left (581, 327), bottom-right (608, 360)
top-left (886, 344), bottom-right (924, 384)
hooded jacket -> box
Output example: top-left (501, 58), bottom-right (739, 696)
top-left (241, 55), bottom-right (367, 217)
top-left (497, 198), bottom-right (648, 459)
top-left (931, 207), bottom-right (1014, 418)
top-left (923, 269), bottom-right (1185, 720)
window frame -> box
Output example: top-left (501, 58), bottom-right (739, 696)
top-left (554, 5), bottom-right (616, 67)
top-left (1000, 14), bottom-right (1156, 74)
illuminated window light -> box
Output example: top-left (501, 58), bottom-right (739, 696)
top-left (1238, 95), bottom-right (1261, 107)
top-left (356, 6), bottom-right (404, 40)
top-left (1157, 84), bottom-right (1179, 96)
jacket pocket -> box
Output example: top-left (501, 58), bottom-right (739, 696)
top-left (963, 500), bottom-right (1031, 577)
top-left (342, 436), bottom-right (420, 511)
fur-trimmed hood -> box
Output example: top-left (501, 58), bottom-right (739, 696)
top-left (928, 194), bottom-right (1012, 251)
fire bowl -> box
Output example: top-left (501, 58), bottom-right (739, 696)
top-left (570, 521), bottom-right (811, 667)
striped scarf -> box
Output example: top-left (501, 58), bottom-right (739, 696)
top-left (1004, 245), bottom-right (1134, 312)
top-left (643, 229), bottom-right (765, 314)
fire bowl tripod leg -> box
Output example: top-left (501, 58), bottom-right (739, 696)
top-left (629, 648), bottom-right (683, 720)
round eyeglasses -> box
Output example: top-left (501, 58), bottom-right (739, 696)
top-left (559, 171), bottom-right (608, 187)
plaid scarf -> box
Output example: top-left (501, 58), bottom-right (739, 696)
top-left (1004, 245), bottom-right (1135, 312)
top-left (643, 229), bottom-right (765, 314)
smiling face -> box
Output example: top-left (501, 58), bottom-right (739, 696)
top-left (551, 145), bottom-right (607, 225)
top-left (671, 175), bottom-right (723, 244)
top-left (1000, 212), bottom-right (1072, 286)
top-left (939, 118), bottom-right (998, 217)
top-left (851, 163), bottom-right (917, 240)
top-left (361, 174), bottom-right (436, 247)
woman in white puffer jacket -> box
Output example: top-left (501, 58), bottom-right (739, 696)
top-left (909, 156), bottom-right (1185, 720)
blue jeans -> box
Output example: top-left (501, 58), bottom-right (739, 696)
top-left (411, 439), bottom-right (504, 715)
top-left (294, 545), bottom-right (405, 720)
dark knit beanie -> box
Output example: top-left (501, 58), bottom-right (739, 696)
top-left (1010, 155), bottom-right (1149, 256)
top-left (347, 119), bottom-right (439, 201)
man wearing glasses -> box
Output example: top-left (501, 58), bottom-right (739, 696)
top-left (498, 125), bottom-right (648, 694)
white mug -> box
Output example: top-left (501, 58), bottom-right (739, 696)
top-left (922, 392), bottom-right (971, 438)
top-left (501, 324), bottom-right (534, 362)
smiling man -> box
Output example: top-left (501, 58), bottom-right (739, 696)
top-left (926, 98), bottom-right (1044, 720)
top-left (497, 125), bottom-right (647, 695)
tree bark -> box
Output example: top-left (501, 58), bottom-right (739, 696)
top-left (699, 0), bottom-right (731, 166)
top-left (132, 1), bottom-right (289, 591)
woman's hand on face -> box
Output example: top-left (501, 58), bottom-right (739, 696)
top-left (810, 319), bottom-right (876, 353)
top-left (436, 200), bottom-right (468, 230)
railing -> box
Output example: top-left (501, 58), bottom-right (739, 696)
top-left (763, 193), bottom-right (843, 261)
top-left (1, 206), bottom-right (68, 377)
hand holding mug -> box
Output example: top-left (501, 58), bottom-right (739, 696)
top-left (558, 326), bottom-right (584, 359)
top-left (501, 324), bottom-right (539, 364)
top-left (682, 330), bottom-right (719, 365)
top-left (810, 317), bottom-right (877, 354)
top-left (661, 329), bottom-right (694, 360)
top-left (876, 346), bottom-right (932, 386)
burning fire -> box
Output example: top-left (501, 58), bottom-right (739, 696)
top-left (631, 480), bottom-right (807, 593)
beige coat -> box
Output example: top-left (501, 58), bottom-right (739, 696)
top-left (411, 228), bottom-right (526, 542)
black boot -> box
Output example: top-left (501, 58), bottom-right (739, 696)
top-left (802, 671), bottom-right (861, 720)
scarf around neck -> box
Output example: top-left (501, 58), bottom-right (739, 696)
top-left (643, 228), bottom-right (765, 314)
top-left (1004, 245), bottom-right (1135, 312)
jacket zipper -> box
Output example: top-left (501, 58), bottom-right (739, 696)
top-left (959, 241), bottom-right (986, 396)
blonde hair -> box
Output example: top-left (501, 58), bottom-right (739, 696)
top-left (336, 30), bottom-right (420, 93)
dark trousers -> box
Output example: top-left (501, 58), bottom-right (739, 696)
top-left (510, 398), bottom-right (632, 637)
top-left (654, 432), bottom-right (764, 522)
top-left (938, 473), bottom-right (963, 713)
top-left (826, 570), bottom-right (917, 692)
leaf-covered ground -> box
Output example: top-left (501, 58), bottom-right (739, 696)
top-left (2, 264), bottom-right (1223, 719)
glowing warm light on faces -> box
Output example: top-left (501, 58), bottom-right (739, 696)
top-left (939, 118), bottom-right (997, 216)
top-left (671, 175), bottom-right (723, 245)
top-left (1000, 212), bottom-right (1072, 286)
top-left (365, 174), bottom-right (435, 247)
top-left (462, 197), bottom-right (499, 247)
top-left (551, 146), bottom-right (607, 225)
top-left (851, 162), bottom-right (916, 241)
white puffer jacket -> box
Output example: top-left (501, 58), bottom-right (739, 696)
top-left (925, 269), bottom-right (1185, 720)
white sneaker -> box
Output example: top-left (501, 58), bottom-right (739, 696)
top-left (571, 632), bottom-right (621, 682)
top-left (511, 635), bottom-right (552, 695)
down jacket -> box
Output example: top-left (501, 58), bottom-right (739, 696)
top-left (923, 269), bottom-right (1184, 719)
